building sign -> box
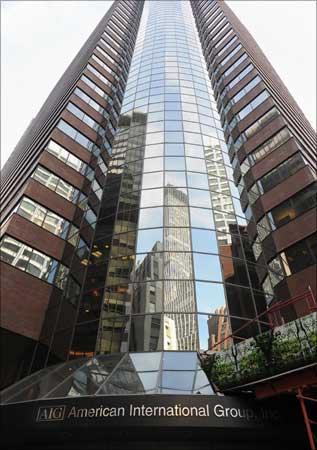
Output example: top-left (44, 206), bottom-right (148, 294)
top-left (2, 395), bottom-right (289, 432)
top-left (35, 399), bottom-right (280, 424)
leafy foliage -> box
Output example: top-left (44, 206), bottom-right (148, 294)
top-left (202, 313), bottom-right (317, 390)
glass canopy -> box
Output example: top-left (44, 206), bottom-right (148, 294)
top-left (0, 352), bottom-right (215, 405)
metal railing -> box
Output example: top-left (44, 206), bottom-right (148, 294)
top-left (200, 288), bottom-right (317, 391)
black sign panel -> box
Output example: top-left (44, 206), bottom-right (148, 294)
top-left (2, 394), bottom-right (298, 431)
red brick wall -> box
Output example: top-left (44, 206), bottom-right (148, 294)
top-left (0, 262), bottom-right (52, 340)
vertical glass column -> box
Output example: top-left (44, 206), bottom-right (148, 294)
top-left (95, 0), bottom-right (268, 356)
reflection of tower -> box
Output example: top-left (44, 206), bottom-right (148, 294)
top-left (131, 242), bottom-right (163, 351)
top-left (164, 317), bottom-right (178, 350)
top-left (96, 112), bottom-right (148, 354)
top-left (207, 307), bottom-right (232, 352)
top-left (133, 241), bottom-right (163, 314)
top-left (205, 142), bottom-right (236, 241)
top-left (218, 223), bottom-right (267, 340)
top-left (163, 186), bottom-right (198, 351)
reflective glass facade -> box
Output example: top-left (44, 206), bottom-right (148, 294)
top-left (1, 0), bottom-right (315, 399)
top-left (1, 352), bottom-right (213, 403)
top-left (74, 0), bottom-right (270, 360)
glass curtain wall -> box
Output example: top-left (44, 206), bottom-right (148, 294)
top-left (88, 0), bottom-right (271, 356)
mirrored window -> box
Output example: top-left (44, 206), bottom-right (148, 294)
top-left (193, 253), bottom-right (222, 281)
top-left (146, 132), bottom-right (164, 145)
top-left (165, 143), bottom-right (185, 156)
top-left (165, 110), bottom-right (182, 121)
top-left (165, 131), bottom-right (184, 142)
top-left (186, 157), bottom-right (206, 173)
top-left (164, 206), bottom-right (189, 227)
top-left (161, 371), bottom-right (195, 390)
top-left (142, 172), bottom-right (163, 189)
top-left (165, 157), bottom-right (186, 171)
top-left (191, 229), bottom-right (218, 253)
top-left (188, 189), bottom-right (211, 208)
top-left (130, 352), bottom-right (161, 371)
top-left (195, 282), bottom-right (227, 313)
top-left (184, 132), bottom-right (203, 145)
top-left (162, 351), bottom-right (197, 370)
top-left (190, 207), bottom-right (214, 229)
top-left (137, 229), bottom-right (163, 254)
top-left (140, 189), bottom-right (163, 207)
top-left (185, 144), bottom-right (205, 157)
top-left (165, 171), bottom-right (187, 187)
top-left (144, 144), bottom-right (164, 158)
top-left (138, 207), bottom-right (163, 228)
top-left (187, 172), bottom-right (209, 189)
top-left (147, 122), bottom-right (164, 133)
top-left (143, 157), bottom-right (164, 173)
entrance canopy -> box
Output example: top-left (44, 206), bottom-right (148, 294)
top-left (1, 351), bottom-right (214, 404)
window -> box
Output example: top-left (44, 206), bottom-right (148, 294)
top-left (256, 215), bottom-right (271, 241)
top-left (113, 11), bottom-right (129, 28)
top-left (109, 19), bottom-right (125, 38)
top-left (0, 235), bottom-right (69, 289)
top-left (227, 64), bottom-right (253, 91)
top-left (270, 183), bottom-right (317, 228)
top-left (214, 29), bottom-right (233, 50)
top-left (202, 1), bottom-right (218, 17)
top-left (236, 90), bottom-right (269, 121)
top-left (249, 127), bottom-right (291, 164)
top-left (66, 103), bottom-right (102, 133)
top-left (80, 75), bottom-right (111, 102)
top-left (210, 23), bottom-right (230, 45)
top-left (103, 33), bottom-right (122, 53)
top-left (217, 36), bottom-right (238, 57)
top-left (205, 7), bottom-right (221, 26)
top-left (221, 76), bottom-right (261, 120)
top-left (32, 166), bottom-right (88, 209)
top-left (258, 153), bottom-right (305, 194)
top-left (206, 11), bottom-right (223, 31)
top-left (244, 107), bottom-right (280, 139)
top-left (64, 276), bottom-right (81, 304)
top-left (14, 197), bottom-right (79, 242)
top-left (280, 235), bottom-right (316, 275)
top-left (218, 44), bottom-right (242, 67)
top-left (57, 119), bottom-right (97, 152)
top-left (231, 76), bottom-right (261, 105)
top-left (100, 38), bottom-right (120, 58)
top-left (84, 208), bottom-right (97, 228)
top-left (223, 53), bottom-right (248, 78)
top-left (91, 54), bottom-right (119, 81)
top-left (87, 64), bottom-right (115, 90)
top-left (45, 140), bottom-right (88, 175)
top-left (217, 64), bottom-right (253, 106)
top-left (210, 16), bottom-right (226, 35)
top-left (91, 179), bottom-right (103, 200)
top-left (95, 45), bottom-right (117, 66)
top-left (74, 87), bottom-right (105, 114)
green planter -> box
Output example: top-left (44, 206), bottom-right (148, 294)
top-left (202, 312), bottom-right (317, 390)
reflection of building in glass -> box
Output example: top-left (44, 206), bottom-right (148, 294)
top-left (208, 307), bottom-right (232, 352)
top-left (163, 316), bottom-right (178, 350)
top-left (133, 242), bottom-right (163, 313)
top-left (163, 186), bottom-right (198, 350)
top-left (0, 0), bottom-right (315, 410)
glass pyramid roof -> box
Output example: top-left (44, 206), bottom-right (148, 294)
top-left (1, 352), bottom-right (216, 405)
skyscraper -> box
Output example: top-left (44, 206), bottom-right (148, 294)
top-left (1, 1), bottom-right (316, 448)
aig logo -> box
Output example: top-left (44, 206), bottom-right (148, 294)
top-left (36, 405), bottom-right (66, 422)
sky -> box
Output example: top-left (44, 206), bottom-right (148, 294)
top-left (1, 0), bottom-right (316, 169)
